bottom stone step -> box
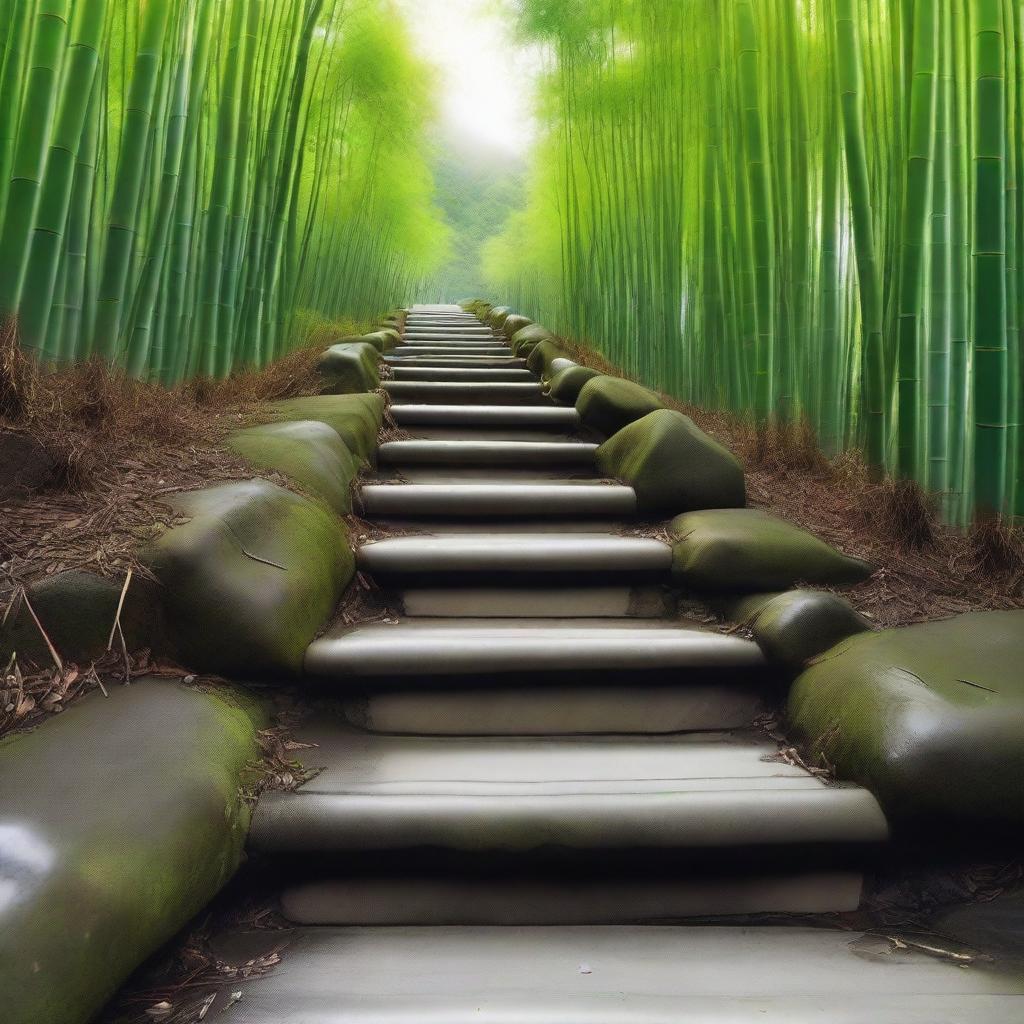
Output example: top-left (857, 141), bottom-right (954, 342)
top-left (208, 925), bottom-right (1020, 1023)
top-left (280, 873), bottom-right (865, 924)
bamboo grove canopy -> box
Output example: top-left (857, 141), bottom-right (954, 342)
top-left (484, 0), bottom-right (1024, 524)
top-left (0, 0), bottom-right (451, 382)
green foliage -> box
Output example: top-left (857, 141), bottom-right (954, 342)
top-left (486, 0), bottom-right (1024, 524)
top-left (430, 140), bottom-right (526, 299)
top-left (0, 0), bottom-right (451, 379)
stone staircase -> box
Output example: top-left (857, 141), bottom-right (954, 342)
top-left (229, 305), bottom-right (1011, 1022)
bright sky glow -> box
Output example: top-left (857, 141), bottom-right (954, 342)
top-left (396, 0), bottom-right (540, 156)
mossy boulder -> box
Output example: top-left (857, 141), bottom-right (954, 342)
top-left (720, 589), bottom-right (871, 668)
top-left (669, 508), bottom-right (874, 593)
top-left (527, 339), bottom-right (572, 378)
top-left (460, 299), bottom-right (491, 317)
top-left (0, 678), bottom-right (266, 1024)
top-left (596, 409), bottom-right (745, 513)
top-left (228, 419), bottom-right (358, 514)
top-left (145, 479), bottom-right (354, 676)
top-left (548, 365), bottom-right (602, 405)
top-left (576, 375), bottom-right (665, 438)
top-left (355, 329), bottom-right (399, 353)
top-left (510, 323), bottom-right (556, 356)
top-left (787, 611), bottom-right (1024, 832)
top-left (486, 305), bottom-right (512, 328)
top-left (0, 570), bottom-right (166, 671)
top-left (271, 392), bottom-right (384, 462)
top-left (317, 341), bottom-right (380, 394)
top-left (502, 314), bottom-right (532, 339)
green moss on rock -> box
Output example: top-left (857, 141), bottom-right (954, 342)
top-left (351, 329), bottom-right (398, 353)
top-left (271, 392), bottom-right (384, 462)
top-left (548, 365), bottom-right (602, 405)
top-left (669, 508), bottom-right (874, 592)
top-left (0, 678), bottom-right (266, 1024)
top-left (145, 479), bottom-right (354, 676)
top-left (510, 323), bottom-right (556, 355)
top-left (501, 314), bottom-right (532, 339)
top-left (576, 375), bottom-right (665, 437)
top-left (719, 589), bottom-right (871, 668)
top-left (486, 305), bottom-right (512, 329)
top-left (526, 340), bottom-right (571, 378)
top-left (0, 570), bottom-right (166, 671)
top-left (228, 419), bottom-right (358, 514)
top-left (787, 611), bottom-right (1024, 831)
top-left (317, 341), bottom-right (380, 393)
top-left (597, 409), bottom-right (745, 513)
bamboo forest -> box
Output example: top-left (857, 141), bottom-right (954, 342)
top-left (5, 5), bottom-right (1024, 1023)
top-left (485, 0), bottom-right (1024, 525)
top-left (0, 0), bottom-right (449, 381)
top-left (2, 0), bottom-right (1023, 524)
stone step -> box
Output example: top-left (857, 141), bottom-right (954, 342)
top-left (397, 584), bottom-right (670, 619)
top-left (377, 440), bottom-right (597, 465)
top-left (397, 342), bottom-right (509, 351)
top-left (382, 381), bottom-right (547, 405)
top-left (404, 322), bottom-right (484, 330)
top-left (389, 403), bottom-right (580, 429)
top-left (249, 726), bottom-right (887, 857)
top-left (279, 874), bottom-right (864, 924)
top-left (403, 331), bottom-right (497, 340)
top-left (334, 673), bottom-right (763, 734)
top-left (393, 345), bottom-right (512, 356)
top-left (304, 617), bottom-right (764, 679)
top-left (384, 355), bottom-right (529, 369)
top-left (357, 533), bottom-right (671, 577)
top-left (198, 925), bottom-right (1019, 1023)
top-left (390, 366), bottom-right (535, 381)
top-left (359, 482), bottom-right (637, 517)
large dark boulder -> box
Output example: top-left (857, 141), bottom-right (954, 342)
top-left (228, 419), bottom-right (359, 514)
top-left (510, 323), bottom-right (556, 356)
top-left (501, 314), bottom-right (532, 339)
top-left (788, 611), bottom-right (1024, 832)
top-left (317, 341), bottom-right (380, 394)
top-left (0, 570), bottom-right (166, 670)
top-left (526, 340), bottom-right (572, 379)
top-left (669, 508), bottom-right (874, 592)
top-left (0, 679), bottom-right (265, 1024)
top-left (576, 376), bottom-right (665, 438)
top-left (720, 589), bottom-right (872, 668)
top-left (596, 409), bottom-right (745, 513)
top-left (271, 392), bottom-right (384, 462)
top-left (146, 479), bottom-right (354, 676)
top-left (548, 365), bottom-right (602, 405)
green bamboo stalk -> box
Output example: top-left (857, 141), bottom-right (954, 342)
top-left (19, 0), bottom-right (106, 356)
top-left (926, 0), bottom-right (953, 498)
top-left (91, 0), bottom-right (170, 360)
top-left (972, 0), bottom-right (1009, 515)
top-left (58, 74), bottom-right (99, 361)
top-left (0, 0), bottom-right (33, 226)
top-left (0, 0), bottom-right (70, 322)
top-left (895, 0), bottom-right (939, 480)
top-left (835, 0), bottom-right (887, 468)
